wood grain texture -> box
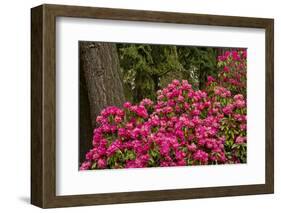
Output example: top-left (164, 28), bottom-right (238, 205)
top-left (31, 5), bottom-right (43, 207)
top-left (265, 20), bottom-right (274, 193)
top-left (31, 4), bottom-right (274, 208)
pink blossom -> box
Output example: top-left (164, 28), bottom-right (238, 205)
top-left (235, 136), bottom-right (246, 144)
top-left (97, 159), bottom-right (106, 169)
top-left (80, 161), bottom-right (91, 170)
top-left (235, 99), bottom-right (246, 108)
top-left (193, 150), bottom-right (208, 164)
top-left (114, 116), bottom-right (122, 123)
top-left (223, 104), bottom-right (234, 115)
top-left (223, 66), bottom-right (230, 72)
top-left (123, 101), bottom-right (132, 108)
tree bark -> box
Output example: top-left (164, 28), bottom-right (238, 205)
top-left (79, 42), bottom-right (126, 127)
top-left (79, 69), bottom-right (92, 163)
top-left (79, 42), bottom-right (125, 163)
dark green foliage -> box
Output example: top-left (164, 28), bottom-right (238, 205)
top-left (117, 43), bottom-right (219, 103)
top-left (178, 47), bottom-right (218, 89)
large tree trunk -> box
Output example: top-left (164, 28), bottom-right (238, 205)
top-left (79, 42), bottom-right (125, 163)
top-left (80, 42), bottom-right (126, 126)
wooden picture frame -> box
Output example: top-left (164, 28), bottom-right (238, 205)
top-left (31, 4), bottom-right (274, 208)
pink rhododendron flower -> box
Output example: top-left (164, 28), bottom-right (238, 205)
top-left (80, 161), bottom-right (91, 170)
top-left (193, 150), bottom-right (208, 164)
top-left (235, 136), bottom-right (246, 144)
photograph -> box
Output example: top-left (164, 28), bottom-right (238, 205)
top-left (78, 42), bottom-right (247, 170)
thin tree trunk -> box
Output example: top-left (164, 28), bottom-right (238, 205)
top-left (198, 63), bottom-right (205, 90)
top-left (79, 42), bottom-right (126, 127)
top-left (151, 74), bottom-right (160, 93)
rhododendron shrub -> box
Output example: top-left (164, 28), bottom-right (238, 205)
top-left (80, 50), bottom-right (247, 170)
top-left (217, 49), bottom-right (247, 96)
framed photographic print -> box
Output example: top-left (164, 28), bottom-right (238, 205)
top-left (31, 4), bottom-right (274, 208)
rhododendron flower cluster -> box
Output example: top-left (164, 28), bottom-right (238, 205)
top-left (80, 50), bottom-right (247, 170)
top-left (217, 49), bottom-right (247, 96)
